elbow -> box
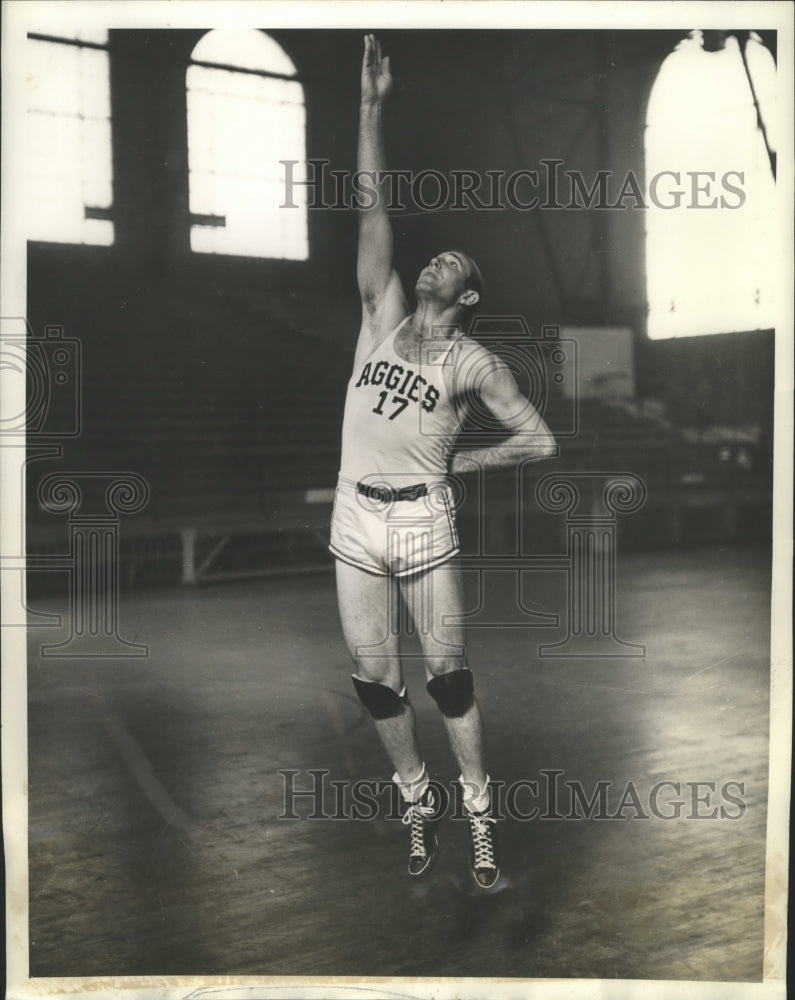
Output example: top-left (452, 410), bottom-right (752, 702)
top-left (540, 432), bottom-right (557, 458)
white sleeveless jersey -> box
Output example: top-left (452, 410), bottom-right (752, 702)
top-left (339, 320), bottom-right (462, 484)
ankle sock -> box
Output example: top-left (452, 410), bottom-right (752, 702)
top-left (393, 762), bottom-right (429, 804)
top-left (459, 773), bottom-right (491, 814)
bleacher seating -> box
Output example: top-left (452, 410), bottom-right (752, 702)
top-left (26, 319), bottom-right (773, 587)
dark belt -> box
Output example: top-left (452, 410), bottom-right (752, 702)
top-left (356, 481), bottom-right (428, 503)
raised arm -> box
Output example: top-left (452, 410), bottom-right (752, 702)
top-left (356, 35), bottom-right (407, 355)
top-left (451, 343), bottom-right (557, 472)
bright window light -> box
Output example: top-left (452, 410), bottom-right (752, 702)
top-left (187, 30), bottom-right (308, 260)
top-left (26, 29), bottom-right (114, 245)
top-left (645, 32), bottom-right (777, 339)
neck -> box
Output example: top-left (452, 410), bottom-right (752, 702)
top-left (409, 299), bottom-right (461, 338)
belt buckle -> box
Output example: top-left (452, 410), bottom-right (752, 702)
top-left (400, 483), bottom-right (426, 502)
top-left (358, 482), bottom-right (391, 503)
top-left (357, 481), bottom-right (428, 503)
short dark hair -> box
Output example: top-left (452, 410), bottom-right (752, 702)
top-left (453, 250), bottom-right (485, 324)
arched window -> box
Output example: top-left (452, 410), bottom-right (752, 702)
top-left (187, 30), bottom-right (308, 260)
top-left (645, 31), bottom-right (777, 339)
top-left (26, 22), bottom-right (114, 245)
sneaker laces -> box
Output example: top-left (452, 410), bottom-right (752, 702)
top-left (468, 812), bottom-right (497, 869)
top-left (402, 796), bottom-right (436, 857)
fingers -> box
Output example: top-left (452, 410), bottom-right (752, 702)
top-left (363, 32), bottom-right (383, 68)
top-left (362, 33), bottom-right (391, 94)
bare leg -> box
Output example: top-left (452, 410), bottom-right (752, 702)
top-left (400, 560), bottom-right (488, 793)
top-left (335, 559), bottom-right (423, 782)
top-left (402, 559), bottom-right (500, 887)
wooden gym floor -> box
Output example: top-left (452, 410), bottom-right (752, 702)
top-left (25, 541), bottom-right (771, 981)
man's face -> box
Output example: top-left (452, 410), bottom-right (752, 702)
top-left (415, 251), bottom-right (471, 307)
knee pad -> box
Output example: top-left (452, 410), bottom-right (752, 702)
top-left (351, 674), bottom-right (407, 719)
top-left (426, 668), bottom-right (474, 717)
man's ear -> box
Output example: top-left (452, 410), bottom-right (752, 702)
top-left (458, 289), bottom-right (480, 308)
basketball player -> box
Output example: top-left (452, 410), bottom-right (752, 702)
top-left (330, 35), bottom-right (556, 889)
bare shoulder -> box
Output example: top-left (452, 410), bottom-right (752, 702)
top-left (450, 336), bottom-right (505, 383)
top-left (452, 336), bottom-right (491, 360)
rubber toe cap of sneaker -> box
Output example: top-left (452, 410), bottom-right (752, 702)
top-left (473, 866), bottom-right (499, 889)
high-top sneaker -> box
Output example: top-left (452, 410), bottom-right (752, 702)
top-left (402, 784), bottom-right (441, 877)
top-left (466, 808), bottom-right (499, 889)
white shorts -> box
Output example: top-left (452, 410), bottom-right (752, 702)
top-left (329, 474), bottom-right (459, 577)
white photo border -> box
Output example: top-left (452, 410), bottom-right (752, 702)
top-left (2, 2), bottom-right (792, 999)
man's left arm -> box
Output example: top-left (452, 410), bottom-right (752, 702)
top-left (450, 348), bottom-right (557, 472)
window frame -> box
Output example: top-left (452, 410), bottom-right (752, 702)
top-left (185, 30), bottom-right (309, 262)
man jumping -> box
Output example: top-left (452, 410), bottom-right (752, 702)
top-left (329, 35), bottom-right (556, 889)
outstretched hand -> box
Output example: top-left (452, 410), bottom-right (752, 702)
top-left (361, 33), bottom-right (392, 103)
